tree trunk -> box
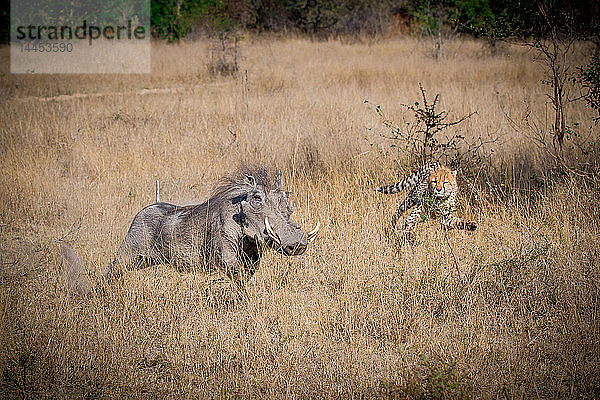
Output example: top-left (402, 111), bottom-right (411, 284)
top-left (553, 68), bottom-right (565, 154)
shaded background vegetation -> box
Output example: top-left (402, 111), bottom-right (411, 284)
top-left (2, 0), bottom-right (599, 42)
top-left (150, 0), bottom-right (600, 40)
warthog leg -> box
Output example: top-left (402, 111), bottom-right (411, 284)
top-left (102, 205), bottom-right (171, 284)
top-left (102, 243), bottom-right (164, 284)
top-left (219, 235), bottom-right (259, 288)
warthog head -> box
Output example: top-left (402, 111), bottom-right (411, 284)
top-left (233, 169), bottom-right (318, 256)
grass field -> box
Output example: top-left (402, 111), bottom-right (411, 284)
top-left (1, 37), bottom-right (599, 398)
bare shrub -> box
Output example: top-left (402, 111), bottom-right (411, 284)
top-left (366, 84), bottom-right (496, 172)
top-left (207, 31), bottom-right (240, 77)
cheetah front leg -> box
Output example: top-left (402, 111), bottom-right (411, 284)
top-left (385, 196), bottom-right (417, 240)
top-left (401, 205), bottom-right (423, 244)
top-left (440, 214), bottom-right (477, 231)
top-left (390, 195), bottom-right (417, 229)
top-left (438, 193), bottom-right (476, 232)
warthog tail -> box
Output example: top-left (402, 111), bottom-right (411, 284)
top-left (61, 244), bottom-right (92, 296)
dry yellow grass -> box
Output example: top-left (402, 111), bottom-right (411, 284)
top-left (0, 37), bottom-right (599, 398)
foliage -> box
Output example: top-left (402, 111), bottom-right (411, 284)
top-left (151, 0), bottom-right (233, 41)
top-left (578, 49), bottom-right (600, 123)
top-left (5, 0), bottom-right (150, 44)
top-left (455, 0), bottom-right (537, 40)
top-left (459, 0), bottom-right (599, 167)
top-left (1, 0), bottom-right (597, 43)
top-left (245, 0), bottom-right (393, 36)
top-left (408, 0), bottom-right (458, 59)
top-left (456, 0), bottom-right (598, 41)
top-left (0, 6), bottom-right (8, 43)
top-left (408, 0), bottom-right (455, 37)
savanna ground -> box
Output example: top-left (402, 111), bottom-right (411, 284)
top-left (0, 37), bottom-right (599, 398)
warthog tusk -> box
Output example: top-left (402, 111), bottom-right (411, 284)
top-left (264, 217), bottom-right (281, 245)
top-left (307, 221), bottom-right (320, 242)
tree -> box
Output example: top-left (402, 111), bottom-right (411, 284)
top-left (151, 0), bottom-right (223, 41)
top-left (408, 0), bottom-right (459, 60)
top-left (461, 0), bottom-right (598, 158)
top-left (578, 46), bottom-right (600, 124)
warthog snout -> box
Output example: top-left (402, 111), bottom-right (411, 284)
top-left (264, 217), bottom-right (319, 256)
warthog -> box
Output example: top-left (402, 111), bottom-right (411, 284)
top-left (62, 165), bottom-right (318, 293)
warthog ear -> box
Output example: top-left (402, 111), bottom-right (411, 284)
top-left (275, 170), bottom-right (282, 190)
top-left (245, 174), bottom-right (257, 191)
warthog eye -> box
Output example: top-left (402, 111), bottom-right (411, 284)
top-left (250, 192), bottom-right (264, 208)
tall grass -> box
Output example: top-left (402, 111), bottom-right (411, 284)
top-left (0, 37), bottom-right (598, 398)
